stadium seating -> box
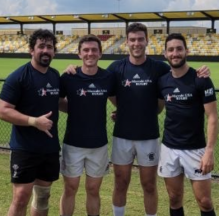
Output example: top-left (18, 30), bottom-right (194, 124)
top-left (0, 34), bottom-right (28, 53)
top-left (112, 33), bottom-right (219, 56)
top-left (1, 33), bottom-right (219, 56)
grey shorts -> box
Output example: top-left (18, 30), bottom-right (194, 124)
top-left (60, 144), bottom-right (109, 178)
top-left (111, 137), bottom-right (160, 166)
top-left (158, 144), bottom-right (211, 180)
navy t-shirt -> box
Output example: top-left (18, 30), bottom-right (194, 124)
top-left (158, 67), bottom-right (216, 150)
top-left (107, 57), bottom-right (170, 140)
top-left (60, 67), bottom-right (116, 148)
top-left (0, 62), bottom-right (60, 153)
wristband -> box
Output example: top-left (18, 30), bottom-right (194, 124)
top-left (28, 117), bottom-right (36, 126)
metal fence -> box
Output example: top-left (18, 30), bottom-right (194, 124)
top-left (0, 79), bottom-right (219, 176)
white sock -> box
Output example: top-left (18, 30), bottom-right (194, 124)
top-left (112, 205), bottom-right (125, 216)
top-left (145, 214), bottom-right (157, 216)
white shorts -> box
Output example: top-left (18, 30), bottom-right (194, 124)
top-left (111, 137), bottom-right (160, 166)
top-left (158, 144), bottom-right (211, 180)
top-left (60, 144), bottom-right (109, 178)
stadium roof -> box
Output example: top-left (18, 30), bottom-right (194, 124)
top-left (1, 10), bottom-right (219, 34)
top-left (1, 10), bottom-right (219, 24)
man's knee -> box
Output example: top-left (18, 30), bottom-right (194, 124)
top-left (198, 196), bottom-right (214, 211)
top-left (169, 194), bottom-right (183, 208)
top-left (31, 185), bottom-right (51, 211)
top-left (114, 175), bottom-right (130, 192)
top-left (86, 184), bottom-right (99, 196)
top-left (142, 180), bottom-right (157, 193)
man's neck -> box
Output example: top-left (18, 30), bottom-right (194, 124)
top-left (171, 64), bottom-right (190, 78)
top-left (81, 65), bottom-right (98, 75)
top-left (31, 60), bottom-right (48, 74)
top-left (129, 55), bottom-right (147, 65)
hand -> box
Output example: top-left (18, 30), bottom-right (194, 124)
top-left (111, 110), bottom-right (117, 122)
top-left (35, 111), bottom-right (53, 138)
top-left (63, 64), bottom-right (77, 74)
top-left (200, 148), bottom-right (214, 175)
top-left (196, 65), bottom-right (210, 78)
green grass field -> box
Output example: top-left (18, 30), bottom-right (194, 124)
top-left (0, 58), bottom-right (219, 215)
top-left (0, 58), bottom-right (219, 87)
top-left (0, 153), bottom-right (218, 216)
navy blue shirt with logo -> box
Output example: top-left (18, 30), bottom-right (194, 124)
top-left (0, 62), bottom-right (60, 153)
top-left (158, 67), bottom-right (216, 150)
top-left (107, 57), bottom-right (170, 140)
top-left (60, 67), bottom-right (116, 148)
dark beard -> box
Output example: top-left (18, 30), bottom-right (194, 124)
top-left (39, 54), bottom-right (52, 67)
top-left (168, 58), bottom-right (186, 69)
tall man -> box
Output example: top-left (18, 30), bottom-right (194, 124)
top-left (107, 23), bottom-right (210, 216)
top-left (0, 29), bottom-right (60, 216)
top-left (59, 34), bottom-right (115, 216)
top-left (158, 33), bottom-right (218, 216)
top-left (64, 23), bottom-right (210, 216)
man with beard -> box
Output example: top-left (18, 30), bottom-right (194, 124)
top-left (157, 33), bottom-right (218, 216)
top-left (65, 23), bottom-right (210, 216)
top-left (107, 23), bottom-right (210, 216)
top-left (0, 29), bottom-right (60, 216)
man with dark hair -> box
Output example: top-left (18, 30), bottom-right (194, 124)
top-left (158, 33), bottom-right (218, 216)
top-left (107, 23), bottom-right (210, 216)
top-left (0, 29), bottom-right (60, 216)
top-left (59, 34), bottom-right (115, 216)
top-left (64, 24), bottom-right (210, 216)
top-left (108, 22), bottom-right (169, 216)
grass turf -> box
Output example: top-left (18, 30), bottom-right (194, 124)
top-left (0, 153), bottom-right (218, 215)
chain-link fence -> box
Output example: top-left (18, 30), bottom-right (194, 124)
top-left (0, 79), bottom-right (219, 176)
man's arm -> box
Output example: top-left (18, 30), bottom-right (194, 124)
top-left (59, 97), bottom-right (68, 113)
top-left (108, 96), bottom-right (117, 107)
top-left (196, 65), bottom-right (210, 78)
top-left (200, 101), bottom-right (218, 175)
top-left (158, 99), bottom-right (165, 114)
top-left (0, 99), bottom-right (53, 137)
top-left (63, 64), bottom-right (78, 74)
top-left (108, 96), bottom-right (117, 122)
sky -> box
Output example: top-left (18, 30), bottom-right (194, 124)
top-left (0, 0), bottom-right (219, 32)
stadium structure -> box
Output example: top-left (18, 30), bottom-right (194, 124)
top-left (0, 10), bottom-right (219, 61)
